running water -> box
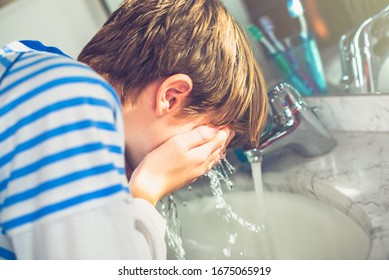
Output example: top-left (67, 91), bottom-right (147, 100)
top-left (160, 157), bottom-right (265, 259)
top-left (205, 159), bottom-right (264, 233)
top-left (159, 194), bottom-right (185, 260)
top-left (250, 161), bottom-right (267, 226)
top-left (249, 159), bottom-right (275, 258)
top-left (205, 158), bottom-right (265, 257)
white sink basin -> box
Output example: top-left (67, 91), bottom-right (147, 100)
top-left (167, 191), bottom-right (371, 260)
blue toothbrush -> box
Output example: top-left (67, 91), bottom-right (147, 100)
top-left (286, 0), bottom-right (328, 93)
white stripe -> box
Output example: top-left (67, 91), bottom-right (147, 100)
top-left (4, 41), bottom-right (33, 52)
top-left (0, 232), bottom-right (13, 252)
top-left (0, 54), bottom-right (102, 107)
top-left (1, 130), bottom-right (124, 195)
top-left (4, 192), bottom-right (129, 236)
top-left (3, 166), bottom-right (126, 221)
top-left (0, 53), bottom-right (64, 88)
top-left (0, 41), bottom-right (30, 56)
top-left (0, 59), bottom-right (120, 156)
top-left (7, 52), bottom-right (51, 70)
top-left (4, 143), bottom-right (124, 196)
top-left (0, 90), bottom-right (117, 160)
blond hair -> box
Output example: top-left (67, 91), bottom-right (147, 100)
top-left (78, 0), bottom-right (267, 148)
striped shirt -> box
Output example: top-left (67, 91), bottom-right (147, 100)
top-left (0, 41), bottom-right (166, 259)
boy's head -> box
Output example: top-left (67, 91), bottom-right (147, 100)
top-left (78, 0), bottom-right (267, 151)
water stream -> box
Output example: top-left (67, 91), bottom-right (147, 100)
top-left (159, 194), bottom-right (185, 260)
top-left (206, 159), bottom-right (264, 233)
top-left (250, 160), bottom-right (275, 258)
top-left (160, 157), bottom-right (268, 259)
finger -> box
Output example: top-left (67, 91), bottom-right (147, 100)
top-left (206, 145), bottom-right (223, 171)
top-left (175, 125), bottom-right (220, 150)
top-left (218, 126), bottom-right (235, 155)
top-left (188, 145), bottom-right (222, 181)
top-left (187, 129), bottom-right (229, 183)
top-left (188, 128), bottom-right (229, 162)
top-left (226, 129), bottom-right (236, 147)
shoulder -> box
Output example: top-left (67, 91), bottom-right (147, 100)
top-left (2, 49), bottom-right (121, 119)
top-left (1, 40), bottom-right (120, 109)
top-left (1, 50), bottom-right (124, 153)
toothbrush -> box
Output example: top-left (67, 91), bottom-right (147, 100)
top-left (259, 16), bottom-right (286, 52)
top-left (286, 0), bottom-right (328, 93)
top-left (284, 37), bottom-right (318, 93)
top-left (286, 0), bottom-right (308, 39)
top-left (248, 24), bottom-right (313, 95)
top-left (259, 16), bottom-right (316, 94)
top-left (247, 24), bottom-right (278, 55)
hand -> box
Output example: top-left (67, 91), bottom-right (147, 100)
top-left (129, 126), bottom-right (231, 206)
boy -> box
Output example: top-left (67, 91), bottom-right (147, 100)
top-left (0, 0), bottom-right (267, 259)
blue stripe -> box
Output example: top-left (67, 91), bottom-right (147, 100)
top-left (0, 57), bottom-right (12, 68)
top-left (2, 184), bottom-right (125, 232)
top-left (1, 164), bottom-right (118, 210)
top-left (14, 52), bottom-right (41, 61)
top-left (20, 40), bottom-right (71, 58)
top-left (0, 96), bottom-right (114, 142)
top-left (0, 247), bottom-right (16, 260)
top-left (0, 142), bottom-right (119, 191)
top-left (7, 55), bottom-right (61, 76)
top-left (2, 45), bottom-right (13, 54)
top-left (0, 62), bottom-right (90, 94)
top-left (90, 121), bottom-right (116, 131)
top-left (0, 76), bottom-right (120, 117)
top-left (5, 52), bottom-right (41, 66)
top-left (0, 120), bottom-right (116, 170)
top-left (106, 145), bottom-right (122, 154)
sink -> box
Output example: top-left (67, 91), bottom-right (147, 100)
top-left (166, 190), bottom-right (371, 260)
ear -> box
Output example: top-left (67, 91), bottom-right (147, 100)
top-left (155, 74), bottom-right (193, 117)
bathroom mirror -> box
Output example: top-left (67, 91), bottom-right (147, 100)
top-left (101, 0), bottom-right (389, 95)
top-left (223, 0), bottom-right (389, 96)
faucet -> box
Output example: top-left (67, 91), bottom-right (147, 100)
top-left (339, 5), bottom-right (389, 93)
top-left (244, 83), bottom-right (336, 162)
top-left (338, 27), bottom-right (358, 92)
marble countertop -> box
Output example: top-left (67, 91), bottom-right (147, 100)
top-left (259, 131), bottom-right (389, 260)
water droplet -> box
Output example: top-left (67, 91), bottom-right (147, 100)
top-left (222, 247), bottom-right (231, 257)
top-left (228, 232), bottom-right (238, 244)
top-left (239, 251), bottom-right (247, 257)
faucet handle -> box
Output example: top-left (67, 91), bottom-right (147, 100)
top-left (282, 83), bottom-right (309, 109)
top-left (259, 82), bottom-right (336, 157)
top-left (268, 83), bottom-right (302, 128)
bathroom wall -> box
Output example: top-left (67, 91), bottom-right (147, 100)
top-left (102, 0), bottom-right (122, 13)
top-left (0, 0), bottom-right (108, 58)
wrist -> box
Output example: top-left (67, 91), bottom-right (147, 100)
top-left (129, 168), bottom-right (162, 206)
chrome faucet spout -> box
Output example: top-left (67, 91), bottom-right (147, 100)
top-left (244, 148), bottom-right (263, 163)
top-left (244, 83), bottom-right (336, 162)
top-left (339, 5), bottom-right (389, 93)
